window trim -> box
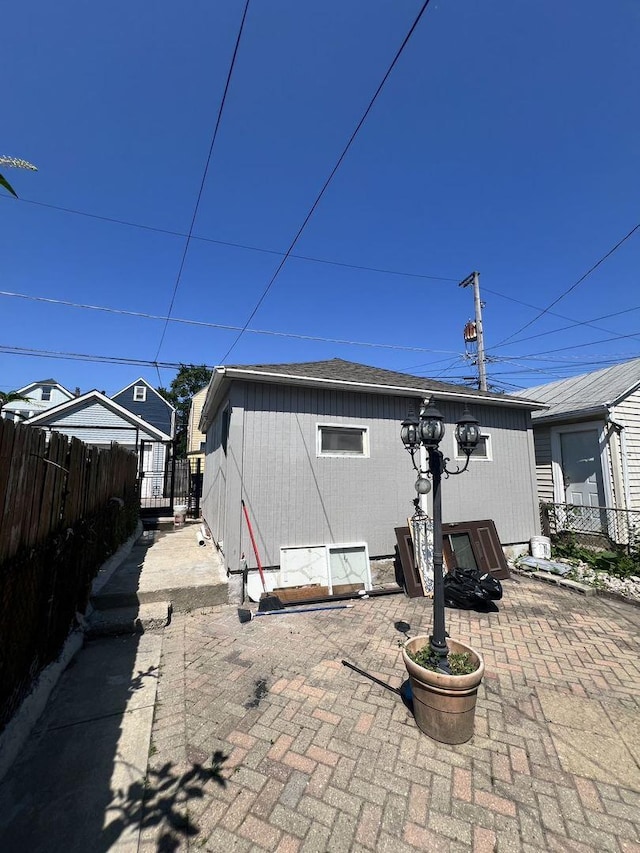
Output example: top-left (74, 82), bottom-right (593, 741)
top-left (316, 423), bottom-right (369, 458)
top-left (455, 431), bottom-right (492, 461)
top-left (133, 385), bottom-right (147, 402)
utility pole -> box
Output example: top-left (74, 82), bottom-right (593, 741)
top-left (459, 271), bottom-right (487, 391)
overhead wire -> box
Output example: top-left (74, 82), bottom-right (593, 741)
top-left (9, 195), bottom-right (640, 355)
top-left (483, 286), bottom-right (640, 346)
top-left (0, 194), bottom-right (457, 283)
top-left (491, 223), bottom-right (640, 349)
top-left (0, 344), bottom-right (199, 370)
top-left (153, 0), bottom-right (252, 364)
top-left (0, 289), bottom-right (461, 355)
top-left (217, 0), bottom-right (434, 363)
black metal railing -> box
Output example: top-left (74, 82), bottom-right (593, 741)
top-left (540, 501), bottom-right (640, 550)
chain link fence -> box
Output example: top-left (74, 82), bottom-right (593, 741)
top-left (540, 501), bottom-right (640, 551)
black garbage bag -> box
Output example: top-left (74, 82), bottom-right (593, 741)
top-left (444, 566), bottom-right (503, 610)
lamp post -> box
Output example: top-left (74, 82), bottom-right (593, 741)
top-left (401, 399), bottom-right (480, 673)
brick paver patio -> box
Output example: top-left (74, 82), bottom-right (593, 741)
top-left (138, 576), bottom-right (640, 852)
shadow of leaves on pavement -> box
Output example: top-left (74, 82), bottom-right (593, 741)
top-left (101, 750), bottom-right (227, 852)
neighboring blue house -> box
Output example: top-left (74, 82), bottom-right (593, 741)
top-left (111, 378), bottom-right (175, 437)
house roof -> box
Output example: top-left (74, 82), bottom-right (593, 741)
top-left (24, 390), bottom-right (173, 441)
top-left (16, 380), bottom-right (75, 396)
top-left (521, 357), bottom-right (640, 422)
top-left (200, 358), bottom-right (543, 430)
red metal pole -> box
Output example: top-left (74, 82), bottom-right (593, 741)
top-left (241, 499), bottom-right (267, 592)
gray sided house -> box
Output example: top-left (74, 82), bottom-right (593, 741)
top-left (524, 358), bottom-right (640, 537)
top-left (199, 359), bottom-right (542, 579)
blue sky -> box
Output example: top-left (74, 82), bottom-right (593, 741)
top-left (2, 0), bottom-right (639, 397)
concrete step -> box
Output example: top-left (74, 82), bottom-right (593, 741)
top-left (86, 601), bottom-right (172, 637)
top-left (91, 583), bottom-right (228, 613)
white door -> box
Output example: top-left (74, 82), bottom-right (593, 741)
top-left (560, 430), bottom-right (604, 507)
top-left (559, 429), bottom-right (606, 533)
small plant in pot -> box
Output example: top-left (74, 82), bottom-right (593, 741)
top-left (402, 636), bottom-right (485, 744)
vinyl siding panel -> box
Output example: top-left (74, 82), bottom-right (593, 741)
top-left (611, 389), bottom-right (640, 509)
top-left (112, 387), bottom-right (173, 434)
top-left (533, 426), bottom-right (554, 503)
top-left (207, 381), bottom-right (539, 572)
top-left (187, 387), bottom-right (208, 455)
top-left (36, 401), bottom-right (159, 446)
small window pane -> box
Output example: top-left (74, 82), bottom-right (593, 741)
top-left (447, 533), bottom-right (478, 569)
top-left (133, 385), bottom-right (146, 402)
top-left (41, 387), bottom-right (52, 401)
top-left (457, 435), bottom-right (488, 458)
top-left (320, 427), bottom-right (364, 454)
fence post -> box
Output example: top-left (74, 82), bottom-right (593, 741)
top-left (194, 457), bottom-right (201, 519)
top-left (169, 440), bottom-right (177, 511)
top-left (539, 503), bottom-right (551, 537)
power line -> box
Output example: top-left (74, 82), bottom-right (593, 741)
top-left (508, 332), bottom-right (640, 359)
top-left (1, 194), bottom-right (457, 283)
top-left (0, 289), bottom-right (461, 355)
top-left (492, 223), bottom-right (640, 348)
top-left (218, 0), bottom-right (434, 363)
top-left (0, 344), bottom-right (195, 370)
top-left (154, 0), bottom-right (252, 363)
top-left (483, 286), bottom-right (640, 347)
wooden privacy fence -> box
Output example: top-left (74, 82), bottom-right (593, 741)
top-left (0, 419), bottom-right (140, 732)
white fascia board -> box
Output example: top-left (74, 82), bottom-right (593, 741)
top-left (222, 367), bottom-right (545, 410)
top-left (25, 390), bottom-right (172, 441)
top-left (199, 368), bottom-right (225, 433)
top-left (532, 404), bottom-right (607, 425)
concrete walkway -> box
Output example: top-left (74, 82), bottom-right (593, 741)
top-left (0, 520), bottom-right (226, 853)
top-left (1, 533), bottom-right (639, 852)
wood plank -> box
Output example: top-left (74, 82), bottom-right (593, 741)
top-left (2, 423), bottom-right (28, 561)
top-left (21, 427), bottom-right (47, 549)
top-left (0, 419), bottom-right (17, 523)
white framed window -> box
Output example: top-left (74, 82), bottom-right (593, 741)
top-left (456, 432), bottom-right (492, 461)
top-left (317, 424), bottom-right (369, 457)
top-left (41, 386), bottom-right (52, 401)
top-left (133, 385), bottom-right (147, 402)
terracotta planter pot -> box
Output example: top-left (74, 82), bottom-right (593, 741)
top-left (402, 636), bottom-right (485, 744)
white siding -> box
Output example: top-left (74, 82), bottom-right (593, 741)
top-left (533, 426), bottom-right (554, 504)
top-left (38, 401), bottom-right (159, 446)
top-left (611, 388), bottom-right (640, 510)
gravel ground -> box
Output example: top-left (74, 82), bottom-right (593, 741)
top-left (514, 555), bottom-right (640, 605)
top-left (566, 564), bottom-right (640, 603)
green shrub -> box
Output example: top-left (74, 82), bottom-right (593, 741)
top-left (551, 532), bottom-right (639, 579)
top-left (407, 646), bottom-right (478, 675)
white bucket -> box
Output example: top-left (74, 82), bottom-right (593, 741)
top-left (530, 535), bottom-right (551, 560)
top-left (173, 504), bottom-right (187, 525)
